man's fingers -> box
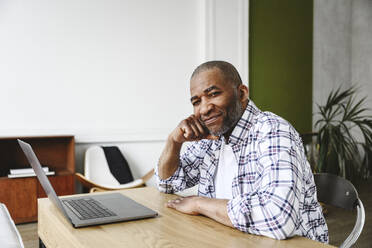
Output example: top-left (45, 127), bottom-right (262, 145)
top-left (177, 115), bottom-right (219, 142)
top-left (166, 197), bottom-right (183, 209)
top-left (181, 118), bottom-right (202, 140)
top-left (167, 197), bottom-right (183, 204)
top-left (186, 115), bottom-right (210, 140)
top-left (165, 196), bottom-right (199, 215)
top-left (186, 117), bottom-right (202, 138)
top-left (188, 121), bottom-right (201, 138)
top-left (190, 116), bottom-right (206, 137)
top-left (190, 115), bottom-right (218, 140)
top-left (166, 199), bottom-right (175, 208)
top-left (181, 125), bottom-right (194, 139)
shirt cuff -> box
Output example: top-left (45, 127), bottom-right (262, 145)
top-left (155, 164), bottom-right (186, 193)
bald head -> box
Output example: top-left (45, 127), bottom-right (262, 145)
top-left (191, 61), bottom-right (243, 87)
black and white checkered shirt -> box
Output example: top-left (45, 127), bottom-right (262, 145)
top-left (156, 100), bottom-right (329, 243)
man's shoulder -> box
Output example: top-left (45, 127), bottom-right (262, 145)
top-left (244, 101), bottom-right (293, 133)
top-left (254, 110), bottom-right (296, 135)
top-left (251, 111), bottom-right (304, 150)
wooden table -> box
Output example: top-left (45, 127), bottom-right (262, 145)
top-left (38, 187), bottom-right (334, 248)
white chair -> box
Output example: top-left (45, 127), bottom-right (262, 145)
top-left (0, 203), bottom-right (24, 248)
top-left (75, 146), bottom-right (154, 192)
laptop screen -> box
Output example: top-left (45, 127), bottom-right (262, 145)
top-left (18, 139), bottom-right (71, 221)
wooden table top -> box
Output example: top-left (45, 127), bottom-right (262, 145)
top-left (38, 187), bottom-right (334, 248)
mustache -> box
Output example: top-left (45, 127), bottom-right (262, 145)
top-left (199, 112), bottom-right (223, 126)
top-left (200, 112), bottom-right (223, 121)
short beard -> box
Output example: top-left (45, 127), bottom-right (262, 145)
top-left (208, 94), bottom-right (244, 136)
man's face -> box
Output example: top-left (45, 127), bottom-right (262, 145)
top-left (190, 68), bottom-right (244, 136)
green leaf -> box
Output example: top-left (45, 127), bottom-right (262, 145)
top-left (314, 85), bottom-right (372, 182)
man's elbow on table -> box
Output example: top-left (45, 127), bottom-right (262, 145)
top-left (261, 215), bottom-right (297, 240)
top-left (230, 207), bottom-right (297, 240)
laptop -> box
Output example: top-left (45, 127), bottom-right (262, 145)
top-left (18, 139), bottom-right (158, 228)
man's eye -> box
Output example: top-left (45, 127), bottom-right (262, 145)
top-left (210, 91), bottom-right (221, 97)
top-left (192, 100), bottom-right (200, 106)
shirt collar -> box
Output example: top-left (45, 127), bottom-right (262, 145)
top-left (227, 100), bottom-right (260, 146)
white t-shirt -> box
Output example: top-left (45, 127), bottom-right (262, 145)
top-left (214, 140), bottom-right (238, 199)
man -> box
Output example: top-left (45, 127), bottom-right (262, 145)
top-left (156, 61), bottom-right (328, 243)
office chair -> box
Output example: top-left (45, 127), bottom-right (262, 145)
top-left (75, 146), bottom-right (154, 192)
top-left (0, 203), bottom-right (24, 248)
top-left (314, 173), bottom-right (365, 248)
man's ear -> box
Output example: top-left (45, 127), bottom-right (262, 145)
top-left (238, 84), bottom-right (249, 102)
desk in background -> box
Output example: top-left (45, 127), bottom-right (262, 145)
top-left (38, 187), bottom-right (334, 248)
top-left (0, 136), bottom-right (75, 223)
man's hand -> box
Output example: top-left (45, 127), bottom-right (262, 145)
top-left (166, 196), bottom-right (233, 228)
top-left (158, 115), bottom-right (217, 180)
top-left (170, 115), bottom-right (217, 144)
top-left (166, 196), bottom-right (200, 215)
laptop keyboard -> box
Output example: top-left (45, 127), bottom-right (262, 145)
top-left (63, 198), bottom-right (117, 220)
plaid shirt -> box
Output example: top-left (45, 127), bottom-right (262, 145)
top-left (156, 101), bottom-right (328, 243)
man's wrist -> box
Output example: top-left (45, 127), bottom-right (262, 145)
top-left (195, 196), bottom-right (204, 215)
top-left (167, 134), bottom-right (183, 148)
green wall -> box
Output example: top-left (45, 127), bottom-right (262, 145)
top-left (249, 0), bottom-right (313, 134)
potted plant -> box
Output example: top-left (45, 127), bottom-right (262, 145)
top-left (311, 85), bottom-right (372, 184)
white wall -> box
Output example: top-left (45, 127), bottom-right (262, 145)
top-left (0, 0), bottom-right (248, 191)
top-left (0, 0), bottom-right (248, 142)
top-left (313, 0), bottom-right (372, 127)
top-left (0, 0), bottom-right (201, 141)
top-left (205, 0), bottom-right (249, 84)
top-left (351, 0), bottom-right (372, 110)
top-left (313, 0), bottom-right (352, 125)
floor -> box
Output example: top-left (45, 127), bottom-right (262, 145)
top-left (16, 181), bottom-right (372, 248)
top-left (16, 222), bottom-right (38, 248)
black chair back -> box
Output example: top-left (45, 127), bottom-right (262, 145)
top-left (314, 173), bottom-right (358, 211)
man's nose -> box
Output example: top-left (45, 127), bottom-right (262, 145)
top-left (199, 99), bottom-right (213, 116)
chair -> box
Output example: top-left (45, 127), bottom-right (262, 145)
top-left (75, 146), bottom-right (154, 192)
top-left (314, 173), bottom-right (365, 248)
top-left (0, 203), bottom-right (24, 248)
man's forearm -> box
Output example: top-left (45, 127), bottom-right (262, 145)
top-left (158, 114), bottom-right (211, 180)
top-left (166, 196), bottom-right (233, 227)
top-left (196, 197), bottom-right (233, 227)
top-left (158, 136), bottom-right (183, 180)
